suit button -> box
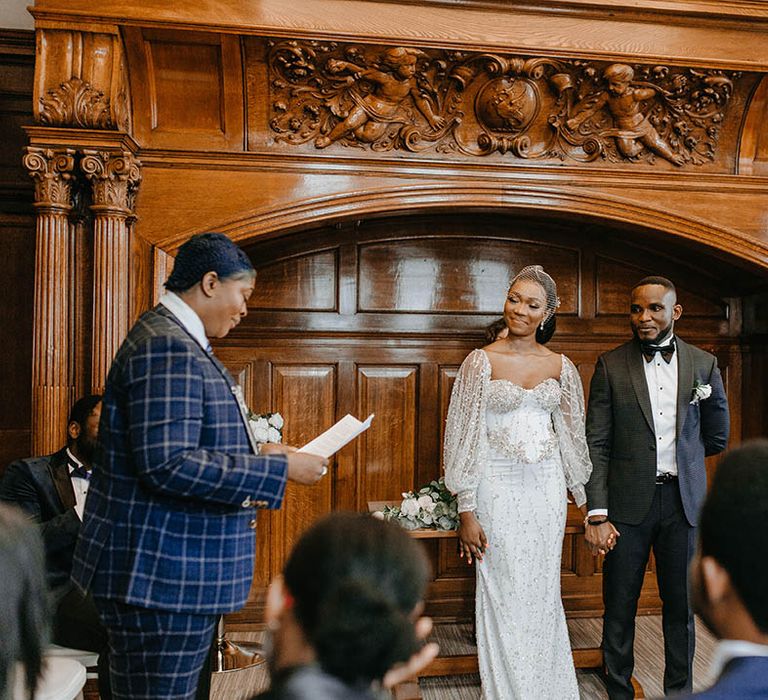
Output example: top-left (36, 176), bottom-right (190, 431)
top-left (242, 497), bottom-right (253, 508)
top-left (249, 518), bottom-right (257, 530)
top-left (254, 500), bottom-right (269, 509)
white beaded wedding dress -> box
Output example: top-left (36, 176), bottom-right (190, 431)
top-left (444, 349), bottom-right (592, 700)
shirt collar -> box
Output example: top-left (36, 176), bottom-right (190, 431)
top-left (711, 639), bottom-right (768, 678)
top-left (159, 291), bottom-right (210, 352)
top-left (66, 447), bottom-right (83, 469)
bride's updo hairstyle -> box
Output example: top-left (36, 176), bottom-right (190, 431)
top-left (283, 512), bottom-right (430, 688)
top-left (508, 265), bottom-right (561, 345)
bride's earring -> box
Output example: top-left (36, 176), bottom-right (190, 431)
top-left (540, 319), bottom-right (545, 331)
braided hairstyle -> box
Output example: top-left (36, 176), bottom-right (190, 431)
top-left (283, 512), bottom-right (430, 687)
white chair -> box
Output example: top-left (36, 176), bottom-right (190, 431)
top-left (12, 656), bottom-right (86, 700)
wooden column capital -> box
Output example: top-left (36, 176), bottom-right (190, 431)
top-left (81, 149), bottom-right (141, 216)
top-left (22, 146), bottom-right (76, 212)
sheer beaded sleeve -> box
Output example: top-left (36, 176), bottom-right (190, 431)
top-left (443, 349), bottom-right (491, 513)
top-left (552, 355), bottom-right (593, 507)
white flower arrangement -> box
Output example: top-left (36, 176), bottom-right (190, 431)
top-left (690, 381), bottom-right (712, 406)
top-left (381, 477), bottom-right (458, 531)
top-left (248, 410), bottom-right (284, 445)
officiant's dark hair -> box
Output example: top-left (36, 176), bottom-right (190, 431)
top-left (699, 440), bottom-right (768, 633)
top-left (283, 512), bottom-right (429, 686)
top-left (165, 232), bottom-right (255, 292)
top-left (67, 394), bottom-right (102, 445)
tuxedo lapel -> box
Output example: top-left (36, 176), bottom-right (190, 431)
top-left (49, 448), bottom-right (76, 510)
top-left (626, 341), bottom-right (655, 433)
top-left (676, 338), bottom-right (695, 439)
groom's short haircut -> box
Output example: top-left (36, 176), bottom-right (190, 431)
top-left (699, 440), bottom-right (768, 633)
top-left (633, 276), bottom-right (676, 296)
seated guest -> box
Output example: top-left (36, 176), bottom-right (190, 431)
top-left (675, 440), bottom-right (768, 698)
top-left (0, 503), bottom-right (49, 700)
top-left (253, 512), bottom-right (439, 700)
top-left (0, 395), bottom-right (111, 699)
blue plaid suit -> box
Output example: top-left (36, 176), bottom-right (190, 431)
top-left (72, 305), bottom-right (287, 699)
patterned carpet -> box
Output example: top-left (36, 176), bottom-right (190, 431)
top-left (213, 616), bottom-right (717, 699)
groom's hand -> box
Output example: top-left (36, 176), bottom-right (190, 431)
top-left (285, 452), bottom-right (328, 485)
top-left (458, 511), bottom-right (488, 565)
top-left (585, 519), bottom-right (619, 555)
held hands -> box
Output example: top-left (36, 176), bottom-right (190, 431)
top-left (584, 519), bottom-right (620, 556)
top-left (458, 511), bottom-right (488, 565)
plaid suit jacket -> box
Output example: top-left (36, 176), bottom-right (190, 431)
top-left (71, 305), bottom-right (288, 614)
top-left (585, 337), bottom-right (729, 526)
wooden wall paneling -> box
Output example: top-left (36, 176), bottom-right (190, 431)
top-left (738, 75), bottom-right (768, 176)
top-left (271, 363), bottom-right (336, 563)
top-left (122, 27), bottom-right (244, 150)
top-left (356, 365), bottom-right (418, 506)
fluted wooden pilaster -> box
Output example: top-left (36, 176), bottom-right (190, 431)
top-left (82, 149), bottom-right (141, 394)
top-left (24, 147), bottom-right (75, 454)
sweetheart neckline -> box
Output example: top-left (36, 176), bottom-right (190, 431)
top-left (489, 377), bottom-right (561, 391)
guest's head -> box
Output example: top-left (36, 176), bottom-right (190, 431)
top-left (66, 394), bottom-right (102, 467)
top-left (0, 504), bottom-right (49, 700)
top-left (690, 440), bottom-right (768, 644)
top-left (505, 265), bottom-right (559, 344)
top-left (265, 512), bottom-right (430, 689)
top-left (165, 232), bottom-right (256, 338)
top-left (630, 275), bottom-right (681, 344)
top-left (485, 317), bottom-right (508, 344)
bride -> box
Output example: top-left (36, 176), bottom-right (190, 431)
top-left (444, 265), bottom-right (593, 699)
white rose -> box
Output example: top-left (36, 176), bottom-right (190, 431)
top-left (269, 413), bottom-right (284, 429)
top-left (267, 426), bottom-right (281, 443)
top-left (417, 495), bottom-right (436, 513)
top-left (371, 510), bottom-right (385, 520)
top-left (250, 422), bottom-right (270, 443)
top-left (697, 384), bottom-right (712, 400)
top-left (400, 498), bottom-right (419, 517)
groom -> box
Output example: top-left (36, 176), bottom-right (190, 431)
top-left (584, 276), bottom-right (729, 699)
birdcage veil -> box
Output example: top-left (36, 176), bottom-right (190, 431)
top-left (508, 265), bottom-right (561, 320)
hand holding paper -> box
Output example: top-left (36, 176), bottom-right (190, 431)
top-left (298, 414), bottom-right (374, 459)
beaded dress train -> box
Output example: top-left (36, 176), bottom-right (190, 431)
top-left (444, 349), bottom-right (592, 700)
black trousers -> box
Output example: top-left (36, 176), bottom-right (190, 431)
top-left (53, 587), bottom-right (113, 700)
top-left (602, 480), bottom-right (696, 699)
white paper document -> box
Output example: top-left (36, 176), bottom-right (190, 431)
top-left (297, 414), bottom-right (374, 459)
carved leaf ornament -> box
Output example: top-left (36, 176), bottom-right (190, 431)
top-left (39, 77), bottom-right (114, 130)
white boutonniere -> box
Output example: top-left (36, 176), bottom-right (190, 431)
top-left (690, 381), bottom-right (712, 406)
top-left (247, 410), bottom-right (284, 445)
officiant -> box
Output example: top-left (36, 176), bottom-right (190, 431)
top-left (70, 232), bottom-right (329, 700)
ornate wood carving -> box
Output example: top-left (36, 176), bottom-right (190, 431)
top-left (39, 77), bottom-right (114, 130)
top-left (267, 40), bottom-right (747, 168)
top-left (23, 147), bottom-right (76, 453)
top-left (81, 150), bottom-right (141, 214)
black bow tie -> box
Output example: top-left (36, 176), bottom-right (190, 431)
top-left (69, 464), bottom-right (91, 480)
top-left (641, 339), bottom-right (676, 364)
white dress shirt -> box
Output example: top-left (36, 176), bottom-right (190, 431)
top-left (67, 448), bottom-right (89, 520)
top-left (159, 291), bottom-right (210, 351)
top-left (710, 639), bottom-right (768, 679)
top-left (588, 334), bottom-right (678, 519)
top-left (643, 334), bottom-right (678, 477)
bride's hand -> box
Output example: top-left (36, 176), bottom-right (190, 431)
top-left (458, 511), bottom-right (488, 565)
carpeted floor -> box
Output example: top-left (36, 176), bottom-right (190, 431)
top-left (213, 615), bottom-right (717, 699)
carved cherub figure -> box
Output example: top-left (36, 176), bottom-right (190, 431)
top-left (566, 63), bottom-right (684, 166)
top-left (314, 47), bottom-right (446, 148)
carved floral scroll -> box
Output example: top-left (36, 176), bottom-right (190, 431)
top-left (265, 40), bottom-right (745, 167)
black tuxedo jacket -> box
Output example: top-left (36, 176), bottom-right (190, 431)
top-left (0, 447), bottom-right (80, 596)
top-left (585, 337), bottom-right (730, 526)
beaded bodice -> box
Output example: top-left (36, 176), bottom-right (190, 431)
top-left (486, 378), bottom-right (561, 463)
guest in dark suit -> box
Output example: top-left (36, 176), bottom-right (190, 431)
top-left (71, 233), bottom-right (328, 700)
top-left (672, 440), bottom-right (768, 698)
top-left (584, 276), bottom-right (730, 699)
top-left (252, 512), bottom-right (438, 700)
top-left (0, 394), bottom-right (112, 699)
